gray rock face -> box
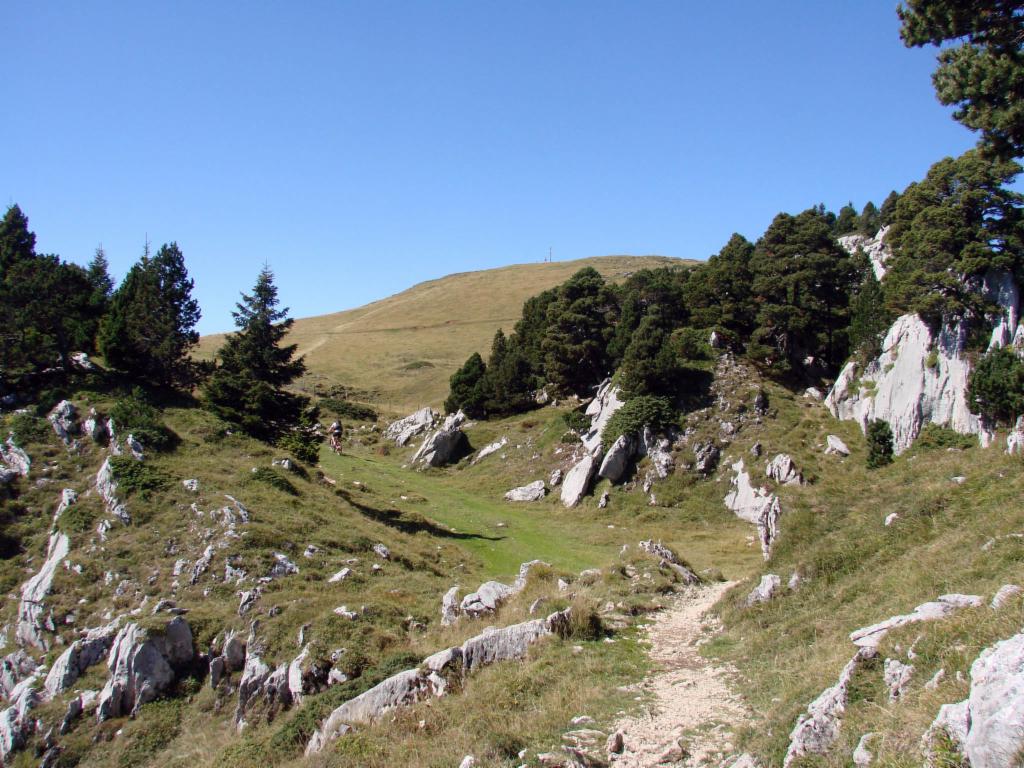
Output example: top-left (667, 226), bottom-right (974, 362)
top-left (412, 411), bottom-right (467, 467)
top-left (96, 618), bottom-right (194, 721)
top-left (549, 468), bottom-right (563, 486)
top-left (268, 552), bottom-right (300, 579)
top-left (0, 678), bottom-right (38, 761)
top-left (746, 574), bottom-right (782, 606)
top-left (693, 441), bottom-right (720, 476)
top-left (233, 653), bottom-right (293, 727)
top-left (642, 427), bottom-right (676, 479)
top-left (825, 314), bottom-right (993, 455)
top-left (372, 543), bottom-right (391, 560)
top-left (598, 434), bottom-right (634, 483)
top-left (83, 408), bottom-right (108, 443)
top-left (561, 453), bottom-right (599, 508)
top-left (853, 733), bottom-right (877, 767)
top-left (96, 457), bottom-right (131, 528)
top-left (48, 400), bottom-right (78, 445)
top-left (1007, 416), bottom-right (1024, 455)
top-left (504, 480), bottom-right (546, 502)
top-left (59, 689), bottom-right (97, 735)
top-left (925, 630), bottom-right (1024, 768)
top-left (724, 459), bottom-right (782, 559)
top-left (766, 454), bottom-right (802, 485)
top-left (44, 620), bottom-right (122, 698)
top-left (0, 651), bottom-right (36, 699)
top-left (784, 648), bottom-right (877, 766)
top-left (306, 609), bottom-right (571, 755)
top-left (850, 594), bottom-right (982, 650)
top-left (1, 438), bottom-right (31, 477)
top-left (16, 531), bottom-right (70, 650)
top-left (581, 380), bottom-right (624, 456)
top-left (384, 407), bottom-right (439, 446)
top-left (837, 227), bottom-right (890, 281)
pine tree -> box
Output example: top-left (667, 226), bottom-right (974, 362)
top-left (444, 352), bottom-right (488, 417)
top-left (542, 268), bottom-right (618, 395)
top-left (879, 191), bottom-right (900, 226)
top-left (866, 420), bottom-right (894, 469)
top-left (0, 205), bottom-right (36, 273)
top-left (899, 0), bottom-right (1024, 159)
top-left (617, 313), bottom-right (678, 399)
top-left (99, 242), bottom-right (201, 387)
top-left (858, 201), bottom-right (880, 235)
top-left (203, 267), bottom-right (307, 438)
top-left (834, 203), bottom-right (859, 236)
top-left (685, 233), bottom-right (755, 342)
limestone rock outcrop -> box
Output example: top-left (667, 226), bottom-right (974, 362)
top-left (384, 407), bottom-right (438, 446)
top-left (849, 594), bottom-right (982, 650)
top-left (724, 459), bottom-right (782, 559)
top-left (766, 454), bottom-right (802, 485)
top-left (837, 226), bottom-right (890, 281)
top-left (746, 574), bottom-right (782, 606)
top-left (925, 630), bottom-right (1024, 767)
top-left (473, 436), bottom-right (507, 464)
top-left (412, 411), bottom-right (468, 467)
top-left (0, 651), bottom-right (36, 699)
top-left (638, 540), bottom-right (699, 584)
top-left (561, 454), bottom-right (599, 508)
top-left (48, 399), bottom-right (78, 445)
top-left (96, 617), bottom-right (194, 721)
top-left (44, 620), bottom-right (122, 698)
top-left (0, 678), bottom-right (38, 761)
top-left (16, 531), bottom-right (70, 650)
top-left (306, 608), bottom-right (571, 755)
top-left (581, 380), bottom-right (624, 456)
top-left (598, 434), bottom-right (635, 483)
top-left (1, 438), bottom-right (30, 478)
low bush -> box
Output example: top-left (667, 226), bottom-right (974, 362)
top-left (110, 390), bottom-right (177, 452)
top-left (6, 412), bottom-right (50, 445)
top-left (602, 395), bottom-right (675, 449)
top-left (319, 397), bottom-right (378, 422)
top-left (250, 467), bottom-right (299, 496)
top-left (109, 456), bottom-right (171, 499)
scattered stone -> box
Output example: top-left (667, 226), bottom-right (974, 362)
top-left (549, 468), bottom-right (563, 487)
top-left (459, 756), bottom-right (476, 768)
top-left (607, 730), bottom-right (624, 755)
top-left (693, 440), bottom-right (720, 476)
top-left (1007, 415), bottom-right (1024, 455)
top-left (924, 669), bottom-right (945, 690)
top-left (238, 588), bottom-right (261, 616)
top-left (269, 552), bottom-right (300, 578)
top-left (598, 434), bottom-right (635, 483)
top-left (884, 658), bottom-right (915, 701)
top-left (328, 568), bottom-right (352, 584)
top-left (749, 442), bottom-right (763, 458)
top-left (182, 478), bottom-right (199, 492)
top-left (824, 435), bottom-right (850, 456)
top-left (766, 454), bottom-right (802, 485)
top-left (473, 436), bottom-right (508, 464)
top-left (598, 491), bottom-right (609, 508)
top-left (334, 606), bottom-right (358, 620)
top-left (805, 387), bottom-right (823, 400)
top-left (48, 400), bottom-right (78, 445)
top-left (991, 584), bottom-right (1021, 609)
top-left (460, 581), bottom-right (515, 618)
top-left (0, 438), bottom-right (30, 478)
top-left (441, 586), bottom-right (460, 626)
top-left (951, 475), bottom-right (966, 485)
top-left (746, 574), bottom-right (782, 606)
top-left (853, 733), bottom-right (876, 767)
top-left (505, 480), bottom-right (547, 502)
top-left (638, 540), bottom-right (700, 584)
top-left (884, 513), bottom-right (899, 527)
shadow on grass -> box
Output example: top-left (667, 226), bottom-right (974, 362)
top-left (336, 489), bottom-right (504, 542)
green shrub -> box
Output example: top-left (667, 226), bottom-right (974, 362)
top-left (6, 412), bottom-right (50, 445)
top-left (602, 395), bottom-right (675, 449)
top-left (866, 419), bottom-right (894, 469)
top-left (914, 424), bottom-right (975, 450)
top-left (250, 467), bottom-right (298, 496)
top-left (110, 390), bottom-right (177, 452)
top-left (58, 504), bottom-right (98, 534)
top-left (967, 347), bottom-right (1024, 424)
top-left (561, 409), bottom-right (590, 433)
top-left (109, 456), bottom-right (171, 499)
top-left (925, 349), bottom-right (940, 369)
top-left (276, 430), bottom-right (320, 464)
top-left (319, 397), bottom-right (378, 422)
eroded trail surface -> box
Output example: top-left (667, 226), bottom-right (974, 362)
top-left (613, 581), bottom-right (750, 767)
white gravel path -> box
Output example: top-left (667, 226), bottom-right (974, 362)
top-left (611, 581), bottom-right (750, 767)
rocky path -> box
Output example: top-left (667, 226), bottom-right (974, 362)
top-left (612, 581), bottom-right (749, 767)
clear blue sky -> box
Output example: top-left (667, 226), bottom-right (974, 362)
top-left (5, 1), bottom-right (977, 335)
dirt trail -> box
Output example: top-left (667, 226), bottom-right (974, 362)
top-left (612, 581), bottom-right (750, 767)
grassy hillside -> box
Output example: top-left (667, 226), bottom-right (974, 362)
top-left (197, 255), bottom-right (689, 414)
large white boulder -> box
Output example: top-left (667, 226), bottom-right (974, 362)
top-left (44, 620), bottom-right (122, 698)
top-left (472, 436), bottom-right (507, 464)
top-left (582, 380), bottom-right (624, 455)
top-left (561, 453), bottom-right (599, 508)
top-left (460, 581), bottom-right (515, 618)
top-left (384, 407), bottom-right (438, 446)
top-left (598, 434), bottom-right (635, 483)
top-left (504, 480), bottom-right (546, 502)
top-left (412, 411), bottom-right (467, 467)
top-left (96, 618), bottom-right (193, 721)
top-left (48, 400), bottom-right (78, 445)
top-left (766, 454), bottom-right (802, 485)
top-left (746, 574), bottom-right (782, 606)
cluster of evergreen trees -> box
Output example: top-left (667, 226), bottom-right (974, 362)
top-left (447, 148), bottom-right (1024, 423)
top-left (0, 205), bottom-right (311, 451)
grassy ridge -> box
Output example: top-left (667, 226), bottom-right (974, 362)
top-left (197, 255), bottom-right (690, 414)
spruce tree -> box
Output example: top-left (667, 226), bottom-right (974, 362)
top-left (879, 191), bottom-right (900, 226)
top-left (203, 267), bottom-right (307, 438)
top-left (866, 420), bottom-right (894, 469)
top-left (99, 242), bottom-right (201, 387)
top-left (833, 203), bottom-right (859, 236)
top-left (858, 201), bottom-right (880, 235)
top-left (444, 352), bottom-right (488, 417)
